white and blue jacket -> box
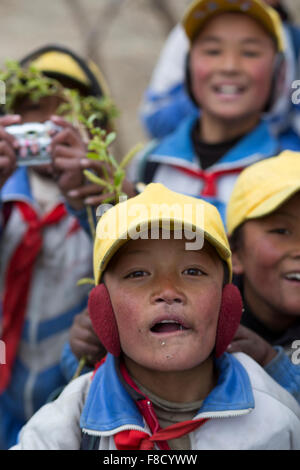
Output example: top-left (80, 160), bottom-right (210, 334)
top-left (12, 352), bottom-right (300, 450)
top-left (129, 117), bottom-right (298, 225)
top-left (0, 167), bottom-right (93, 449)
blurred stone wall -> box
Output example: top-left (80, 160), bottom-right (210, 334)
top-left (0, 0), bottom-right (299, 159)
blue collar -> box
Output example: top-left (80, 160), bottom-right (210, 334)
top-left (80, 353), bottom-right (254, 434)
top-left (149, 116), bottom-right (279, 167)
top-left (1, 167), bottom-right (34, 204)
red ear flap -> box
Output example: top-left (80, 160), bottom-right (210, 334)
top-left (88, 284), bottom-right (121, 357)
top-left (215, 284), bottom-right (243, 358)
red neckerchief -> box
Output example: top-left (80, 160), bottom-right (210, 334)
top-left (174, 165), bottom-right (245, 197)
top-left (114, 361), bottom-right (209, 451)
top-left (0, 200), bottom-right (67, 393)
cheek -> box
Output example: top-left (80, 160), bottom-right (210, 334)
top-left (193, 285), bottom-right (222, 334)
top-left (244, 238), bottom-right (281, 278)
top-left (246, 60), bottom-right (273, 97)
top-left (110, 290), bottom-right (144, 344)
top-left (189, 57), bottom-right (213, 94)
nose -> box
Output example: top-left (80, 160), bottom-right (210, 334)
top-left (220, 51), bottom-right (241, 74)
top-left (150, 278), bottom-right (186, 305)
top-left (289, 247), bottom-right (300, 260)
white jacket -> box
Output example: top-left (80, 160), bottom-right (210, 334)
top-left (12, 353), bottom-right (300, 450)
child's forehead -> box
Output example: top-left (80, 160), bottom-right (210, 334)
top-left (108, 236), bottom-right (222, 268)
top-left (192, 11), bottom-right (276, 45)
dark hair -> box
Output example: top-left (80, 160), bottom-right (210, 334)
top-left (229, 224), bottom-right (244, 252)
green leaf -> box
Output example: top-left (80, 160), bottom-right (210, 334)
top-left (119, 143), bottom-right (144, 169)
top-left (76, 278), bottom-right (95, 286)
top-left (83, 170), bottom-right (113, 190)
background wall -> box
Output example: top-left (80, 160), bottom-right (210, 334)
top-left (0, 0), bottom-right (299, 159)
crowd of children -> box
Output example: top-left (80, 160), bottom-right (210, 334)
top-left (1, 0), bottom-right (300, 451)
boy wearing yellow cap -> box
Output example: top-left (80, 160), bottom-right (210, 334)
top-left (140, 1), bottom-right (300, 141)
top-left (0, 45), bottom-right (111, 449)
top-left (126, 0), bottom-right (300, 224)
top-left (226, 150), bottom-right (300, 404)
top-left (12, 184), bottom-right (300, 450)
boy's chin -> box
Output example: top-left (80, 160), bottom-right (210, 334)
top-left (125, 348), bottom-right (214, 374)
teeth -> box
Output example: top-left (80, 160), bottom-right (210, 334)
top-left (218, 85), bottom-right (239, 94)
top-left (160, 320), bottom-right (178, 324)
top-left (286, 273), bottom-right (300, 281)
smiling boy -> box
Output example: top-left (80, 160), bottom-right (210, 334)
top-left (226, 150), bottom-right (300, 402)
top-left (140, 1), bottom-right (300, 141)
top-left (12, 184), bottom-right (300, 450)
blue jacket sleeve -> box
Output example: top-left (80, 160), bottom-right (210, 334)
top-left (60, 342), bottom-right (92, 383)
top-left (264, 346), bottom-right (300, 404)
top-left (140, 84), bottom-right (198, 139)
top-left (65, 202), bottom-right (95, 239)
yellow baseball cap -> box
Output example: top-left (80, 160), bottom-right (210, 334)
top-left (226, 150), bottom-right (300, 236)
top-left (93, 183), bottom-right (232, 285)
top-left (31, 51), bottom-right (110, 96)
top-left (182, 0), bottom-right (284, 52)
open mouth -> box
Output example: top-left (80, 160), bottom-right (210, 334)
top-left (150, 319), bottom-right (189, 334)
top-left (284, 273), bottom-right (300, 283)
top-left (213, 84), bottom-right (246, 96)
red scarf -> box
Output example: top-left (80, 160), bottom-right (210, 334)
top-left (0, 201), bottom-right (67, 393)
top-left (114, 361), bottom-right (209, 450)
top-left (174, 165), bottom-right (245, 197)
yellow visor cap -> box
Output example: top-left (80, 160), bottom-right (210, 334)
top-left (93, 183), bottom-right (232, 285)
top-left (182, 0), bottom-right (284, 52)
top-left (226, 150), bottom-right (300, 236)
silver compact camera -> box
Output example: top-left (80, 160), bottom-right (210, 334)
top-left (5, 120), bottom-right (61, 166)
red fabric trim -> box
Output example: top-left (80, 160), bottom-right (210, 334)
top-left (174, 165), bottom-right (245, 197)
top-left (92, 355), bottom-right (107, 379)
top-left (66, 219), bottom-right (81, 238)
top-left (114, 419), bottom-right (209, 450)
top-left (115, 430), bottom-right (155, 451)
top-left (0, 201), bottom-right (67, 392)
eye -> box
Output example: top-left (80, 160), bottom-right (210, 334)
top-left (269, 228), bottom-right (291, 235)
top-left (124, 270), bottom-right (149, 279)
top-left (242, 50), bottom-right (261, 58)
top-left (202, 48), bottom-right (222, 56)
top-left (182, 267), bottom-right (205, 276)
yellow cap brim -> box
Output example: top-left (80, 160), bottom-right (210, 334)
top-left (31, 52), bottom-right (91, 87)
top-left (246, 186), bottom-right (300, 222)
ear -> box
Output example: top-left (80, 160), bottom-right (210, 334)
top-left (88, 284), bottom-right (121, 357)
top-left (231, 249), bottom-right (245, 276)
top-left (215, 284), bottom-right (243, 358)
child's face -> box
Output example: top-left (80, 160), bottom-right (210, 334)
top-left (104, 236), bottom-right (224, 374)
top-left (232, 193), bottom-right (300, 325)
top-left (14, 95), bottom-right (63, 124)
top-left (190, 12), bottom-right (276, 124)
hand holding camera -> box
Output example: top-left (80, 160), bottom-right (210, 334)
top-left (0, 115), bottom-right (21, 188)
top-left (5, 120), bottom-right (62, 166)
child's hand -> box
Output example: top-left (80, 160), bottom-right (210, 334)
top-left (66, 159), bottom-right (136, 207)
top-left (0, 115), bottom-right (21, 187)
top-left (50, 116), bottom-right (88, 209)
top-left (226, 324), bottom-right (277, 367)
top-left (70, 308), bottom-right (107, 366)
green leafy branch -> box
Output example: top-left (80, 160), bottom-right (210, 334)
top-left (83, 119), bottom-right (143, 205)
top-left (0, 60), bottom-right (118, 133)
